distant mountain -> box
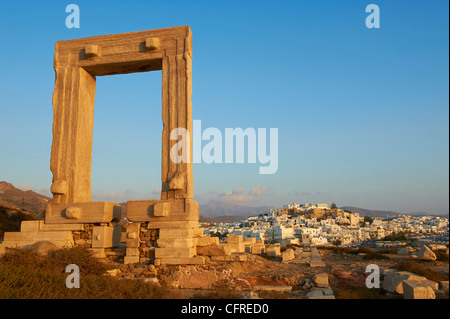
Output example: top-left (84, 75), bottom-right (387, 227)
top-left (407, 212), bottom-right (449, 217)
top-left (199, 202), bottom-right (273, 218)
top-left (340, 206), bottom-right (401, 217)
top-left (199, 215), bottom-right (246, 224)
top-left (340, 206), bottom-right (448, 217)
top-left (0, 181), bottom-right (50, 216)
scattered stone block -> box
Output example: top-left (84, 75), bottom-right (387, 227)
top-left (306, 290), bottom-right (323, 298)
top-left (233, 254), bottom-right (248, 262)
top-left (196, 237), bottom-right (219, 247)
top-left (309, 260), bottom-right (326, 267)
top-left (322, 288), bottom-right (334, 296)
top-left (383, 271), bottom-right (426, 294)
top-left (197, 245), bottom-right (231, 256)
top-left (282, 249), bottom-right (295, 262)
top-left (250, 244), bottom-right (265, 254)
top-left (313, 273), bottom-right (329, 288)
top-left (311, 247), bottom-right (321, 258)
top-left (403, 280), bottom-right (436, 299)
top-left (309, 247), bottom-right (326, 267)
top-left (227, 235), bottom-right (243, 244)
top-left (226, 242), bottom-right (245, 253)
top-left (265, 246), bottom-right (281, 257)
top-left (417, 245), bottom-right (437, 261)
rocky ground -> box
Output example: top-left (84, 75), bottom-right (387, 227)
top-left (102, 247), bottom-right (450, 299)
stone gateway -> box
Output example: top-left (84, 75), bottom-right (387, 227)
top-left (1, 26), bottom-right (207, 265)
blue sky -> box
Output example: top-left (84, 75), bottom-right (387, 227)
top-left (0, 0), bottom-right (448, 214)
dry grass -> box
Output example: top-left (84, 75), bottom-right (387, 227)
top-left (0, 246), bottom-right (110, 275)
top-left (0, 247), bottom-right (180, 299)
top-left (433, 250), bottom-right (449, 262)
top-left (393, 260), bottom-right (448, 282)
top-left (327, 246), bottom-right (391, 260)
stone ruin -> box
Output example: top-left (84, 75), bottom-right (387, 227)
top-left (0, 26), bottom-right (256, 265)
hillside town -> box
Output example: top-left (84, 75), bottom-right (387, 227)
top-left (201, 203), bottom-right (450, 249)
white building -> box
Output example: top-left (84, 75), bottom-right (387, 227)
top-left (273, 225), bottom-right (295, 241)
top-left (243, 229), bottom-right (268, 241)
top-left (349, 213), bottom-right (360, 226)
top-left (311, 236), bottom-right (328, 245)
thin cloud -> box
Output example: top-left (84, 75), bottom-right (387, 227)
top-left (249, 187), bottom-right (272, 197)
top-left (208, 188), bottom-right (254, 203)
